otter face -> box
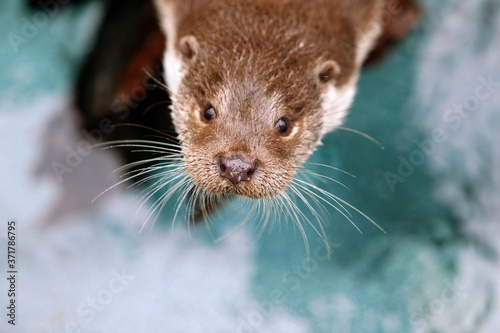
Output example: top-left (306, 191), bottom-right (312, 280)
top-left (161, 34), bottom-right (357, 199)
top-left (178, 84), bottom-right (299, 199)
top-left (139, 0), bottom-right (388, 244)
top-left (154, 0), bottom-right (370, 199)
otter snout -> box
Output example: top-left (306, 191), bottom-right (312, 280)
top-left (216, 154), bottom-right (258, 185)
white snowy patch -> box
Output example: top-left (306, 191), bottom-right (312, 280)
top-left (0, 94), bottom-right (309, 333)
top-left (415, 0), bottom-right (500, 331)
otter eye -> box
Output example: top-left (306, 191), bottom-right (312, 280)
top-left (275, 117), bottom-right (291, 136)
top-left (202, 104), bottom-right (217, 123)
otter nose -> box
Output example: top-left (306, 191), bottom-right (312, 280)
top-left (216, 154), bottom-right (257, 185)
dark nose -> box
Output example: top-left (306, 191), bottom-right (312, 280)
top-left (216, 154), bottom-right (257, 185)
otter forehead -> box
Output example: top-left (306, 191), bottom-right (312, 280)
top-left (173, 0), bottom-right (361, 84)
top-left (217, 79), bottom-right (282, 126)
top-left (157, 0), bottom-right (385, 96)
top-left (184, 52), bottom-right (324, 118)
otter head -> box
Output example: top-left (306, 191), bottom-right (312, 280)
top-left (156, 1), bottom-right (363, 199)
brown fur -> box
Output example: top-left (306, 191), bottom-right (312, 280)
top-left (155, 0), bottom-right (386, 198)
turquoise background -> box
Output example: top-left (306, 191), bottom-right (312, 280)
top-left (1, 1), bottom-right (499, 332)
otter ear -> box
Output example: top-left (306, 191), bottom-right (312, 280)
top-left (178, 35), bottom-right (200, 61)
top-left (315, 60), bottom-right (341, 85)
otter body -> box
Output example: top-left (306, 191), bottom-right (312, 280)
top-left (154, 0), bottom-right (385, 199)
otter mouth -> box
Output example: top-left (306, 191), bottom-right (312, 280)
top-left (216, 179), bottom-right (275, 200)
top-left (184, 152), bottom-right (292, 200)
top-left (212, 171), bottom-right (286, 200)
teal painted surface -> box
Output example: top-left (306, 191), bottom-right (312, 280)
top-left (1, 0), bottom-right (499, 332)
top-left (0, 1), bottom-right (101, 109)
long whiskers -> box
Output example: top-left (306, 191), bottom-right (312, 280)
top-left (293, 174), bottom-right (385, 234)
top-left (142, 100), bottom-right (172, 117)
top-left (144, 68), bottom-right (171, 94)
top-left (91, 130), bottom-right (383, 256)
top-left (336, 126), bottom-right (385, 150)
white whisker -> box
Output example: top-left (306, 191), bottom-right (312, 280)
top-left (292, 179), bottom-right (362, 234)
top-left (139, 175), bottom-right (190, 234)
top-left (303, 162), bottom-right (356, 178)
top-left (279, 191), bottom-right (310, 256)
top-left (336, 126), bottom-right (385, 150)
top-left (299, 169), bottom-right (351, 191)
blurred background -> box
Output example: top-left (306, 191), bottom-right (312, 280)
top-left (0, 0), bottom-right (499, 332)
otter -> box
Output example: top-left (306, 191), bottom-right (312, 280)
top-left (153, 0), bottom-right (388, 200)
